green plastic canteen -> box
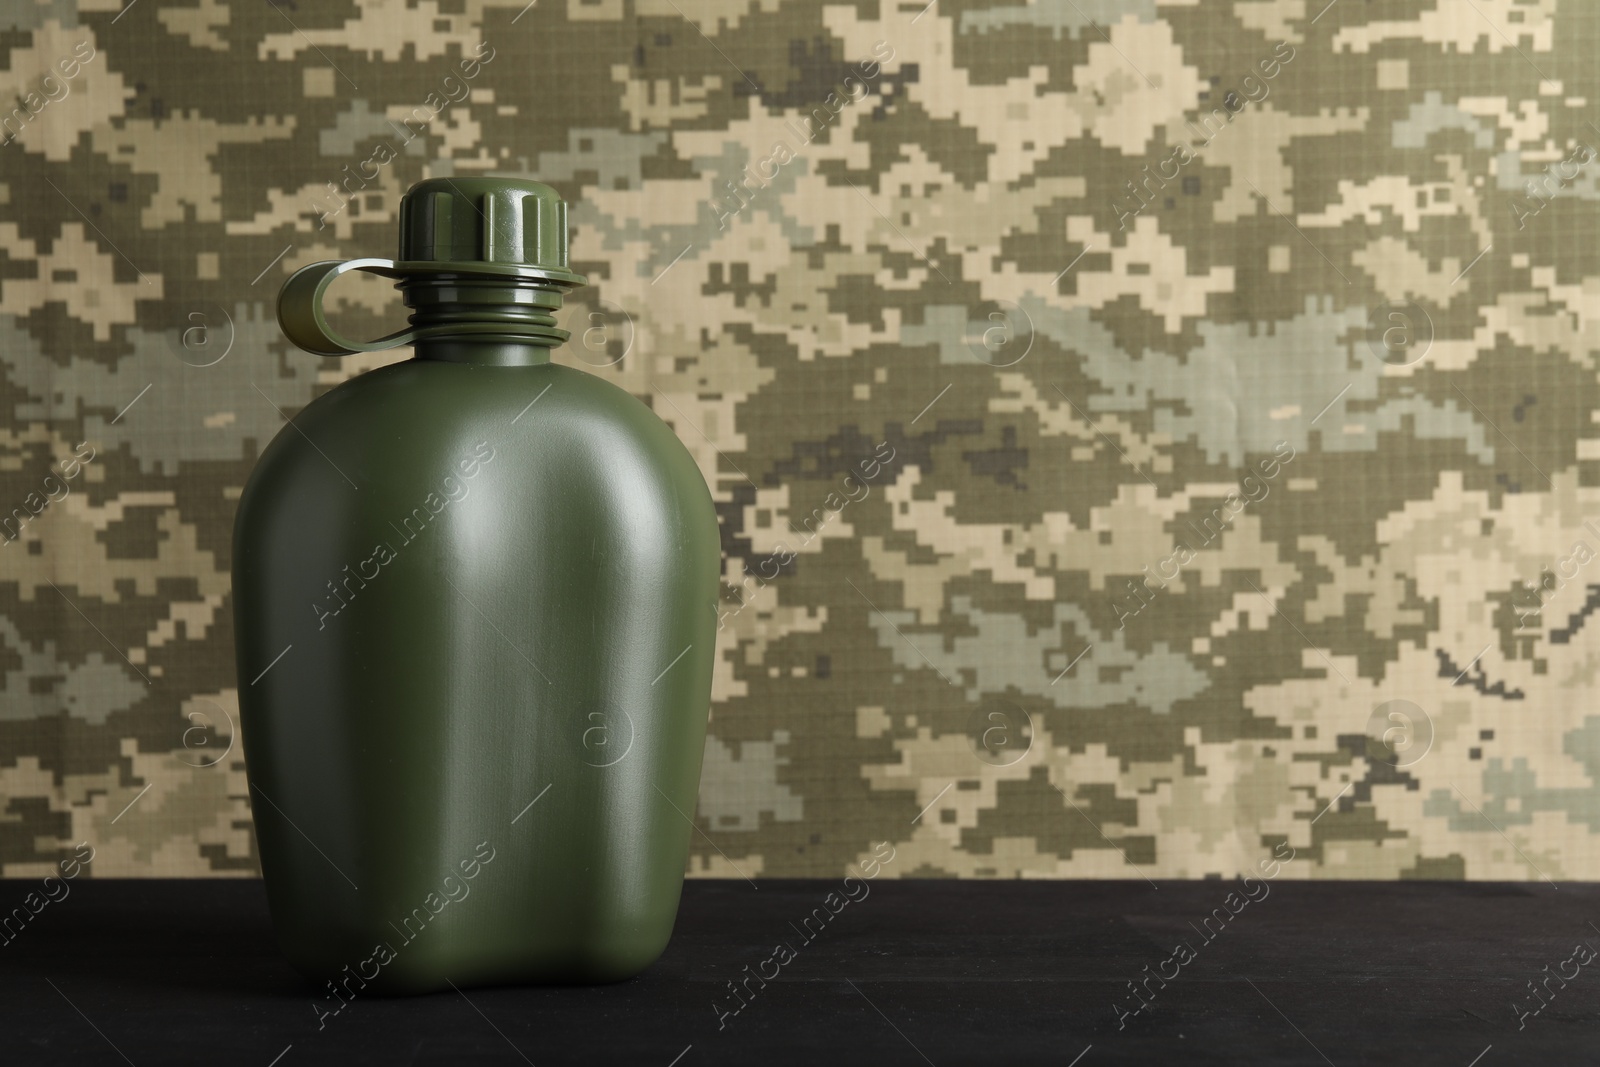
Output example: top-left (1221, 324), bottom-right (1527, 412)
top-left (233, 176), bottom-right (720, 995)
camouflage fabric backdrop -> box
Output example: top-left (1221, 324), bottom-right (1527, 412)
top-left (0, 0), bottom-right (1594, 881)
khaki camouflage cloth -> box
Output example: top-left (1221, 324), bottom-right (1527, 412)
top-left (0, 0), bottom-right (1594, 882)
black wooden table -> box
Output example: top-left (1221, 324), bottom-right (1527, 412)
top-left (0, 879), bottom-right (1590, 1065)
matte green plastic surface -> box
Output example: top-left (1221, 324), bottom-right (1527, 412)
top-left (234, 356), bottom-right (720, 992)
top-left (233, 178), bottom-right (720, 994)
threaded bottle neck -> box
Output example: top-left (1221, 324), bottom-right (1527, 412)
top-left (399, 273), bottom-right (574, 364)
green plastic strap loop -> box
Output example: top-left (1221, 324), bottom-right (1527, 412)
top-left (278, 257), bottom-right (589, 357)
top-left (278, 258), bottom-right (414, 358)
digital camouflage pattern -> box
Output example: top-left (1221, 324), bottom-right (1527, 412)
top-left (0, 0), bottom-right (1596, 882)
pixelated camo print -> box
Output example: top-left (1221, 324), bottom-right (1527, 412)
top-left (0, 0), bottom-right (1596, 881)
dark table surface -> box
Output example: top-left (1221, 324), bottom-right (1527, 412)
top-left (0, 878), bottom-right (1591, 1065)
